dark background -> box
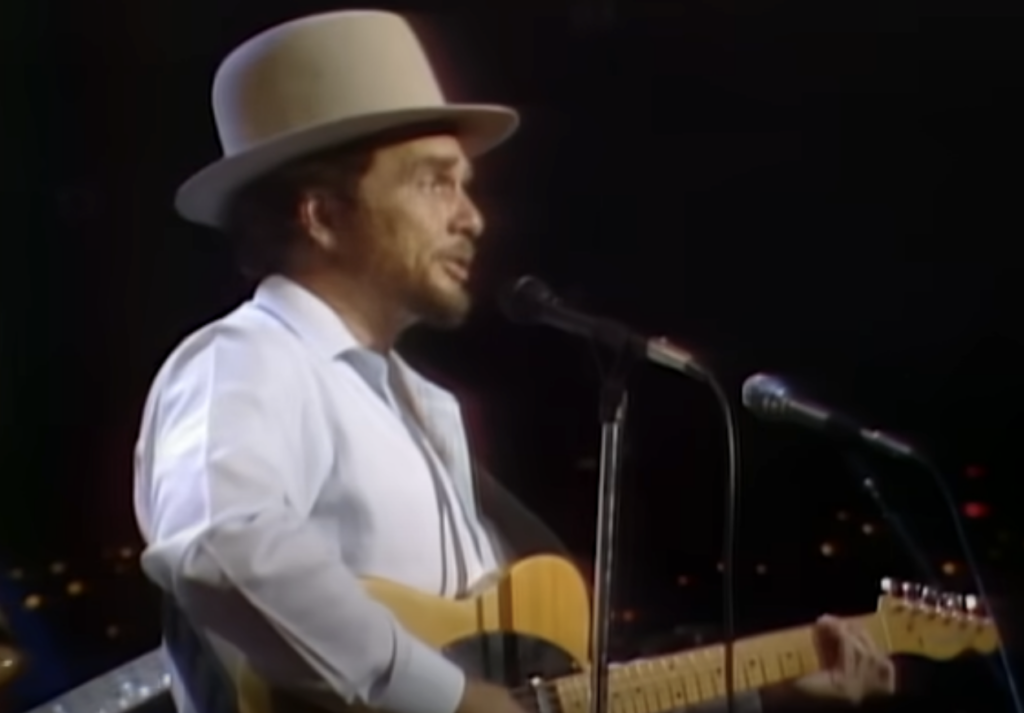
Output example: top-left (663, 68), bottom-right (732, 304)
top-left (3, 0), bottom-right (1023, 711)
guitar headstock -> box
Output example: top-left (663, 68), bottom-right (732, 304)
top-left (875, 578), bottom-right (1000, 660)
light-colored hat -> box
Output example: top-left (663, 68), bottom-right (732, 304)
top-left (175, 10), bottom-right (519, 228)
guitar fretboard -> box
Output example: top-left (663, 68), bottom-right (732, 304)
top-left (551, 614), bottom-right (885, 713)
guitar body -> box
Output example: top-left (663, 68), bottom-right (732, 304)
top-left (367, 554), bottom-right (591, 683)
top-left (237, 555), bottom-right (592, 713)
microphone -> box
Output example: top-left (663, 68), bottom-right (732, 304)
top-left (741, 373), bottom-right (919, 461)
top-left (498, 275), bottom-right (705, 379)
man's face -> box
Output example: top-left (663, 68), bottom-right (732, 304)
top-left (332, 134), bottom-right (484, 329)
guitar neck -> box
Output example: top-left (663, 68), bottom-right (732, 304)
top-left (549, 614), bottom-right (887, 713)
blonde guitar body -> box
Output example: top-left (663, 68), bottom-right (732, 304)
top-left (364, 554), bottom-right (591, 666)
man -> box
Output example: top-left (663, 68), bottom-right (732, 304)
top-left (134, 10), bottom-right (896, 713)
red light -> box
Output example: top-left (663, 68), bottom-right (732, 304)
top-left (965, 465), bottom-right (986, 479)
top-left (963, 502), bottom-right (990, 518)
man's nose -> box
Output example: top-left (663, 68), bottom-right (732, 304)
top-left (453, 193), bottom-right (484, 240)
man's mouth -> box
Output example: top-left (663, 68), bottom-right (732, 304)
top-left (442, 256), bottom-right (472, 283)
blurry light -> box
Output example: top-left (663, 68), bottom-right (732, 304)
top-left (67, 581), bottom-right (85, 596)
top-left (941, 561), bottom-right (959, 576)
top-left (8, 569), bottom-right (23, 580)
top-left (50, 562), bottom-right (67, 575)
top-left (755, 564), bottom-right (767, 575)
top-left (622, 609), bottom-right (637, 623)
top-left (965, 465), bottom-right (986, 479)
top-left (861, 523), bottom-right (875, 535)
top-left (716, 562), bottom-right (724, 572)
top-left (963, 502), bottom-right (990, 519)
top-left (836, 511), bottom-right (850, 522)
top-left (106, 625), bottom-right (120, 638)
top-left (23, 595), bottom-right (42, 610)
top-left (820, 542), bottom-right (836, 557)
top-left (677, 575), bottom-right (690, 586)
top-left (119, 547), bottom-right (134, 560)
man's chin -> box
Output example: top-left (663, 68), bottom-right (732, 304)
top-left (413, 289), bottom-right (473, 330)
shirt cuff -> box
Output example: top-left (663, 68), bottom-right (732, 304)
top-left (373, 629), bottom-right (466, 713)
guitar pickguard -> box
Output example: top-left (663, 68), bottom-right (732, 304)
top-left (442, 632), bottom-right (579, 687)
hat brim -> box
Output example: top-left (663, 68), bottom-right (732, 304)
top-left (175, 104), bottom-right (518, 229)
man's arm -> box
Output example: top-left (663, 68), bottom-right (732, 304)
top-left (135, 324), bottom-right (463, 713)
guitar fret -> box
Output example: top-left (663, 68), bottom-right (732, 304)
top-left (648, 659), bottom-right (673, 711)
top-left (695, 651), bottom-right (717, 700)
top-left (743, 648), bottom-right (765, 688)
top-left (758, 645), bottom-right (780, 685)
top-left (624, 661), bottom-right (647, 713)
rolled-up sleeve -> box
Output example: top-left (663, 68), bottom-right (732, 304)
top-left (134, 323), bottom-right (465, 713)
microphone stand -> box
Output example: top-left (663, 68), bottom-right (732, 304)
top-left (588, 356), bottom-right (631, 713)
top-left (842, 451), bottom-right (939, 586)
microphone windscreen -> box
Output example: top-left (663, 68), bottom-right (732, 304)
top-left (741, 373), bottom-right (790, 416)
top-left (497, 275), bottom-right (553, 324)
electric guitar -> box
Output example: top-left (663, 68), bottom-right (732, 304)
top-left (235, 555), bottom-right (998, 713)
top-left (24, 555), bottom-right (999, 713)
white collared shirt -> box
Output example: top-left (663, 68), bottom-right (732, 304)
top-left (133, 275), bottom-right (499, 713)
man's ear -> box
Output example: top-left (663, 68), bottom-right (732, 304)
top-left (296, 189), bottom-right (342, 251)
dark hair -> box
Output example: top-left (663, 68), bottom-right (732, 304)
top-left (222, 145), bottom-right (374, 281)
top-left (222, 120), bottom-right (462, 281)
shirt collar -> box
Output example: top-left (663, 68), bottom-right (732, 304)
top-left (252, 275), bottom-right (362, 360)
top-left (251, 274), bottom-right (459, 413)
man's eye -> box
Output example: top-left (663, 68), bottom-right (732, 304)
top-left (427, 176), bottom-right (456, 191)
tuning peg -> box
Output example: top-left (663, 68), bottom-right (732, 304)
top-left (880, 577), bottom-right (909, 596)
top-left (939, 592), bottom-right (964, 612)
top-left (920, 586), bottom-right (940, 608)
top-left (964, 594), bottom-right (984, 616)
top-left (901, 581), bottom-right (923, 600)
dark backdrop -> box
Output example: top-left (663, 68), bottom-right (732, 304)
top-left (3, 1), bottom-right (1023, 711)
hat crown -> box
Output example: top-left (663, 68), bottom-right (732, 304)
top-left (212, 11), bottom-right (447, 157)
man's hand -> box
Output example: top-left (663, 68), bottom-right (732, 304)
top-left (790, 615), bottom-right (896, 705)
top-left (456, 678), bottom-right (529, 713)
